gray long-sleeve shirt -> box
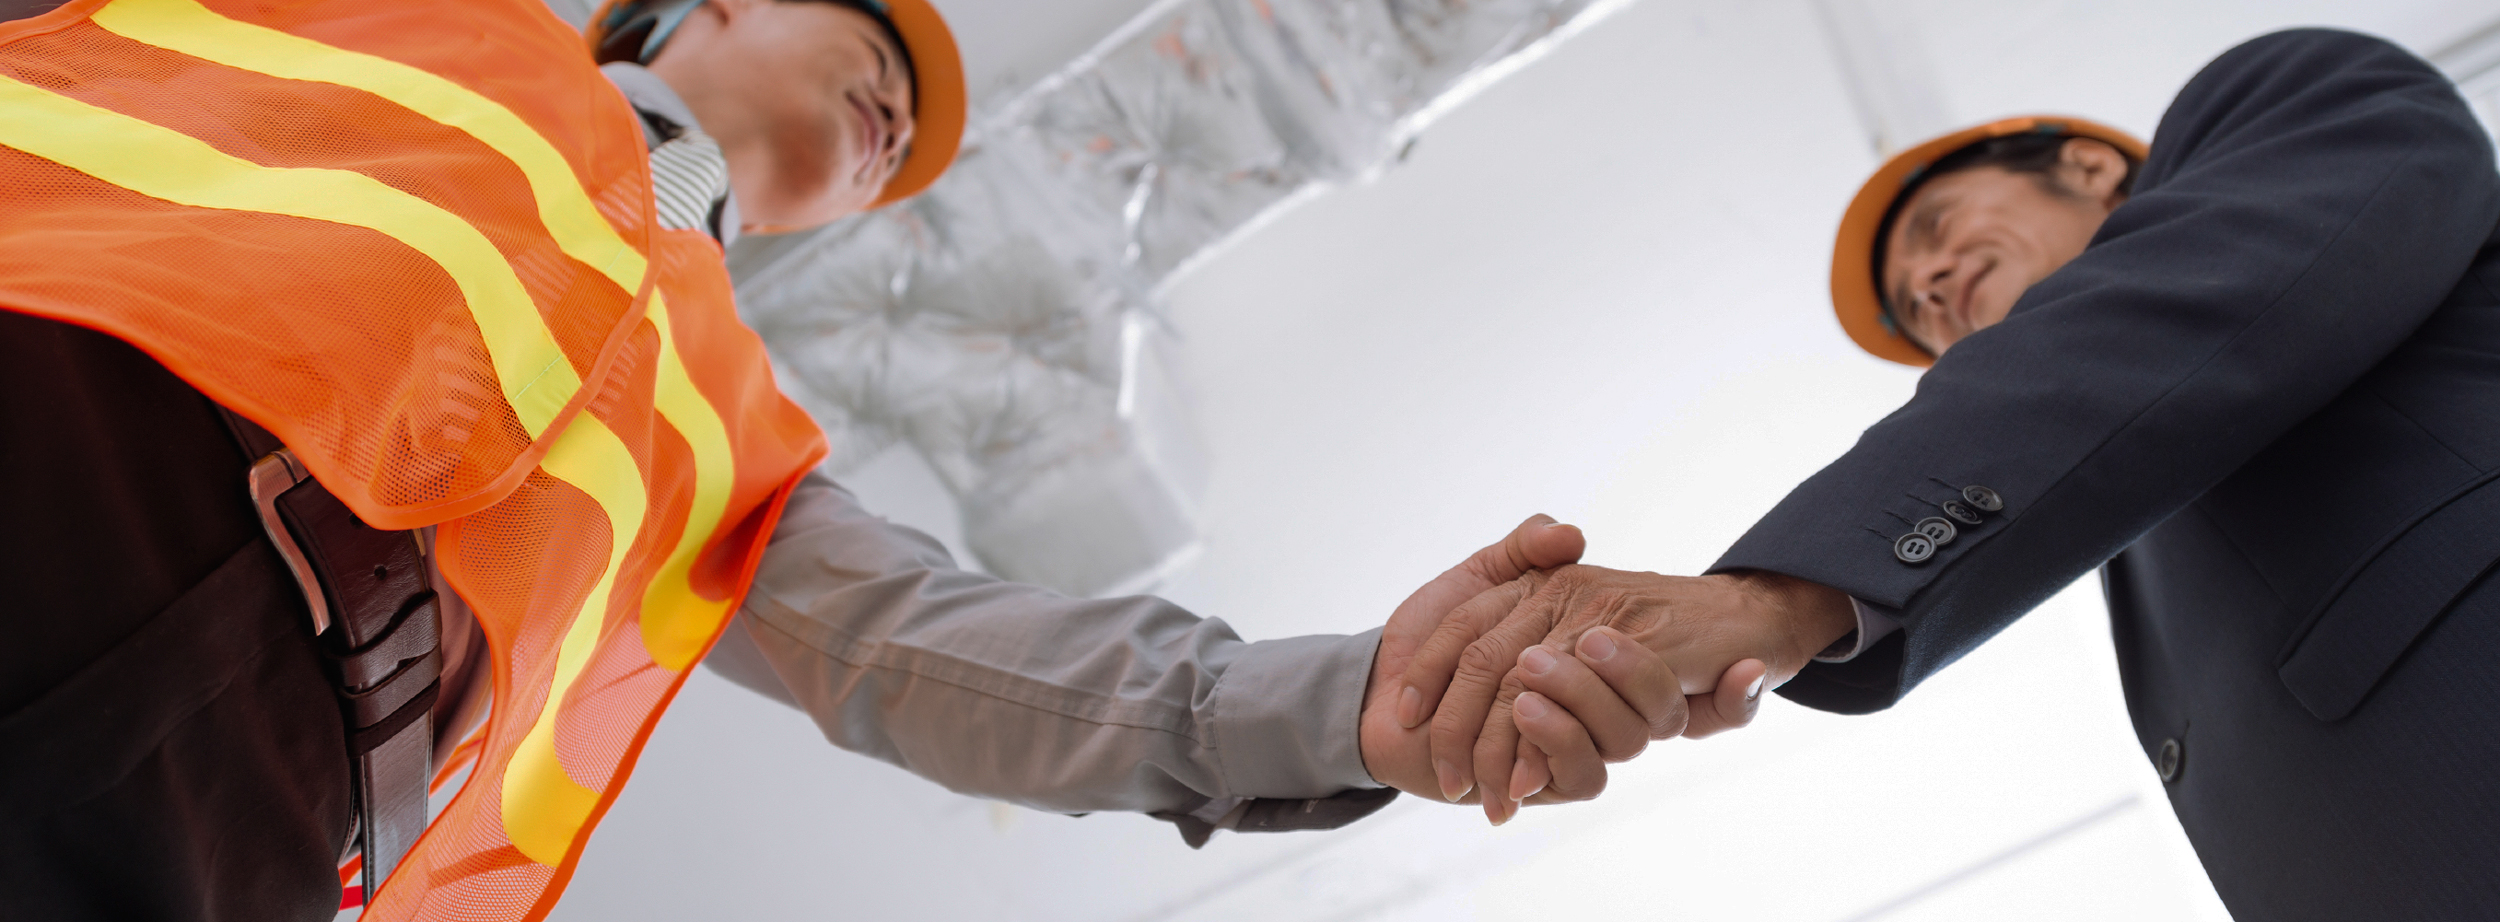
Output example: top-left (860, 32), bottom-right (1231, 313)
top-left (703, 472), bottom-right (1385, 822)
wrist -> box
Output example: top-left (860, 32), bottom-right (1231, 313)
top-left (1719, 570), bottom-right (1856, 674)
top-left (1357, 642), bottom-right (1431, 797)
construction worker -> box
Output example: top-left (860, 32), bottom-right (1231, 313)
top-left (1403, 28), bottom-right (2500, 917)
top-left (0, 0), bottom-right (1691, 919)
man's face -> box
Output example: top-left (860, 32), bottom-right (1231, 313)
top-left (1878, 140), bottom-right (2129, 355)
top-left (652, 0), bottom-right (915, 231)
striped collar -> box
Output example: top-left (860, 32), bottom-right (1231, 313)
top-left (600, 62), bottom-right (738, 247)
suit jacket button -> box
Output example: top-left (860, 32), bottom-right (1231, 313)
top-left (1961, 485), bottom-right (2004, 512)
top-left (2155, 738), bottom-right (2185, 782)
top-left (1913, 516), bottom-right (1957, 545)
top-left (1894, 532), bottom-right (1936, 564)
top-left (1939, 498), bottom-right (1983, 525)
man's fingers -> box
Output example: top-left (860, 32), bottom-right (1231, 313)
top-left (1430, 593), bottom-right (1560, 802)
top-left (1682, 658), bottom-right (1769, 739)
top-left (1515, 642), bottom-right (1655, 761)
top-left (1373, 517), bottom-right (1580, 713)
top-left (1389, 513), bottom-right (1580, 731)
top-left (1472, 682), bottom-right (1526, 825)
top-left (1398, 577), bottom-right (1537, 730)
top-left (1571, 626), bottom-right (1689, 740)
top-left (1508, 740), bottom-right (1552, 803)
top-left (1513, 690), bottom-right (1606, 806)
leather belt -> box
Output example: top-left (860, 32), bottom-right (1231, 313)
top-left (223, 414), bottom-right (439, 899)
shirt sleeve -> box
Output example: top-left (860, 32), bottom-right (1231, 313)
top-left (703, 469), bottom-right (1386, 819)
top-left (1812, 598), bottom-right (1905, 664)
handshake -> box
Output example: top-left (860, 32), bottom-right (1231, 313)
top-left (1357, 515), bottom-right (1858, 824)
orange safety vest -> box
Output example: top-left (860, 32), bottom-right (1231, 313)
top-left (0, 0), bottom-right (827, 918)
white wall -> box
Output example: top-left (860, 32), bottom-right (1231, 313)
top-left (543, 2), bottom-right (2499, 920)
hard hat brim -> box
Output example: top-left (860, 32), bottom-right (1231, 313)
top-left (870, 0), bottom-right (963, 208)
top-left (1831, 116), bottom-right (2149, 367)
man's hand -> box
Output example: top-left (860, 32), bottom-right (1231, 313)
top-left (1402, 566), bottom-right (1855, 823)
top-left (1359, 515), bottom-right (1590, 802)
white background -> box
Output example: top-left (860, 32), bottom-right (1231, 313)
top-left (541, 2), bottom-right (2500, 920)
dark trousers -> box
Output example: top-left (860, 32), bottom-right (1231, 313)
top-left (0, 313), bottom-right (349, 920)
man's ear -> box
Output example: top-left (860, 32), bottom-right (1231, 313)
top-left (2058, 137), bottom-right (2130, 210)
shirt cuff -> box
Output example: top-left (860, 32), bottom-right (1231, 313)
top-left (1209, 628), bottom-right (1385, 798)
top-left (1814, 598), bottom-right (1904, 663)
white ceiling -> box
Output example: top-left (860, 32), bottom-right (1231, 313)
top-left (918, 0), bottom-right (1161, 106)
top-left (535, 2), bottom-right (2500, 920)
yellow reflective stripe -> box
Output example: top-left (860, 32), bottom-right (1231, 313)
top-left (0, 75), bottom-right (580, 433)
top-left (99, 0), bottom-right (745, 669)
top-left (79, 0), bottom-right (744, 863)
top-left (490, 290), bottom-right (744, 860)
top-left (97, 0), bottom-right (748, 672)
top-left (498, 415), bottom-right (649, 865)
top-left (90, 0), bottom-right (651, 294)
top-left (638, 292), bottom-right (742, 671)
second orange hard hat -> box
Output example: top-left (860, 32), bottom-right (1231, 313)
top-left (1830, 116), bottom-right (2149, 367)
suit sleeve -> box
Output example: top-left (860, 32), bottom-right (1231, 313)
top-left (1711, 29), bottom-right (2500, 714)
top-left (702, 469), bottom-right (1384, 818)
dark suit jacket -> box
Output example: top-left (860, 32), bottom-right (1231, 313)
top-left (1716, 30), bottom-right (2500, 919)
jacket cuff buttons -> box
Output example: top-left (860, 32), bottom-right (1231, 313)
top-left (1961, 484), bottom-right (2004, 512)
top-left (1894, 485), bottom-right (2004, 565)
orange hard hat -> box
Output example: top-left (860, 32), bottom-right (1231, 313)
top-left (585, 0), bottom-right (967, 209)
top-left (1831, 116), bottom-right (2149, 367)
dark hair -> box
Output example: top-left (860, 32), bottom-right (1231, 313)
top-left (1871, 132), bottom-right (2141, 347)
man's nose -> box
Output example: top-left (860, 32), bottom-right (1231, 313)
top-left (1909, 254), bottom-right (1956, 305)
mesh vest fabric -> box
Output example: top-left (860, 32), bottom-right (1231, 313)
top-left (0, 1), bottom-right (828, 918)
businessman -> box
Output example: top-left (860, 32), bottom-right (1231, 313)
top-left (1405, 28), bottom-right (2500, 920)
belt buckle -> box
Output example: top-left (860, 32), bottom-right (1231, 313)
top-left (245, 449), bottom-right (441, 897)
top-left (248, 451), bottom-right (330, 636)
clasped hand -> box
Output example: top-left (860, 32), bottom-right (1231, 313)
top-left (1360, 518), bottom-right (1855, 824)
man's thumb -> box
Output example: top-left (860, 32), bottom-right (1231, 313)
top-left (1474, 515), bottom-right (1584, 585)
